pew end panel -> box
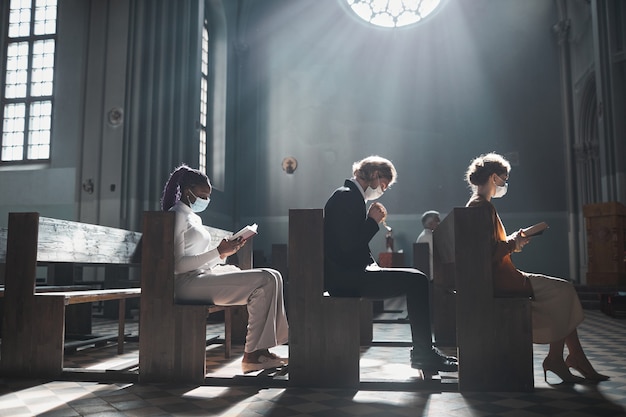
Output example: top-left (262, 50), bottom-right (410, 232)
top-left (288, 209), bottom-right (360, 388)
top-left (139, 211), bottom-right (207, 383)
top-left (412, 242), bottom-right (430, 276)
top-left (434, 207), bottom-right (533, 392)
top-left (139, 211), bottom-right (249, 384)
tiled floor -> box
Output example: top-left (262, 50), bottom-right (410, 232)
top-left (1, 305), bottom-right (626, 417)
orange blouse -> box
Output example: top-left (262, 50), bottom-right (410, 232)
top-left (467, 195), bottom-right (533, 297)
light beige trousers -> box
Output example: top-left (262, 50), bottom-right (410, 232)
top-left (175, 266), bottom-right (289, 353)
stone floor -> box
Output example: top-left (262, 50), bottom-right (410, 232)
top-left (1, 303), bottom-right (625, 416)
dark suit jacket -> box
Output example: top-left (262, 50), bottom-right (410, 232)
top-left (324, 179), bottom-right (380, 295)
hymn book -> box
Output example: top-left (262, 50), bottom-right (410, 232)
top-left (228, 223), bottom-right (258, 241)
top-left (522, 221), bottom-right (549, 237)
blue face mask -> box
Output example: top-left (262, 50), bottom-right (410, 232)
top-left (188, 189), bottom-right (210, 212)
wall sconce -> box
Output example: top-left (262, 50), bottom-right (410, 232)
top-left (282, 156), bottom-right (297, 174)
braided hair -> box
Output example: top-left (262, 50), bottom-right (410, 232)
top-left (161, 164), bottom-right (211, 211)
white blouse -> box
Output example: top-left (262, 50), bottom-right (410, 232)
top-left (170, 200), bottom-right (222, 275)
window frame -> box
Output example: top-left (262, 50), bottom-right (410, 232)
top-left (0, 0), bottom-right (57, 165)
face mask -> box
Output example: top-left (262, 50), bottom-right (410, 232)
top-left (493, 182), bottom-right (508, 198)
top-left (364, 185), bottom-right (384, 201)
top-left (188, 190), bottom-right (210, 212)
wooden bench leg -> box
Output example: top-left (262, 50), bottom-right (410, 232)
top-left (117, 299), bottom-right (126, 355)
top-left (1, 297), bottom-right (66, 377)
top-left (289, 298), bottom-right (360, 388)
top-left (224, 307), bottom-right (232, 359)
top-left (359, 299), bottom-right (373, 346)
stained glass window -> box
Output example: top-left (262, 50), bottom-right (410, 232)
top-left (346, 0), bottom-right (441, 28)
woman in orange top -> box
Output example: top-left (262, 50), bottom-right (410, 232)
top-left (464, 152), bottom-right (608, 383)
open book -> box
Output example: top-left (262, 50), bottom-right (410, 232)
top-left (228, 223), bottom-right (258, 241)
top-left (522, 221), bottom-right (549, 237)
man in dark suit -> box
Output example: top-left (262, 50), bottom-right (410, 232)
top-left (324, 155), bottom-right (457, 372)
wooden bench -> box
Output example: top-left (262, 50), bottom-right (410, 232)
top-left (288, 209), bottom-right (361, 388)
top-left (139, 211), bottom-right (249, 384)
top-left (433, 206), bottom-right (533, 392)
top-left (0, 212), bottom-right (142, 378)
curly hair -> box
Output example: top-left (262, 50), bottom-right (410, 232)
top-left (161, 164), bottom-right (211, 211)
top-left (465, 152), bottom-right (510, 187)
top-left (352, 155), bottom-right (397, 186)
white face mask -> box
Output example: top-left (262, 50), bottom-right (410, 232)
top-left (364, 185), bottom-right (384, 201)
top-left (188, 190), bottom-right (210, 212)
top-left (493, 182), bottom-right (508, 198)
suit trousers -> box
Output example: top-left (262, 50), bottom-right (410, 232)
top-left (357, 267), bottom-right (432, 350)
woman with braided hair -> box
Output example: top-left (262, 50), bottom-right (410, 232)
top-left (161, 164), bottom-right (288, 373)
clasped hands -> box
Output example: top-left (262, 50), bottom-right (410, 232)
top-left (368, 201), bottom-right (387, 224)
top-left (510, 229), bottom-right (531, 252)
top-left (217, 236), bottom-right (247, 259)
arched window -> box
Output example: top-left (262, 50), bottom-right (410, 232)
top-left (345, 0), bottom-right (442, 28)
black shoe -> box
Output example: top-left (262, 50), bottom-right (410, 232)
top-left (432, 346), bottom-right (458, 364)
top-left (411, 347), bottom-right (458, 372)
top-left (410, 346), bottom-right (458, 363)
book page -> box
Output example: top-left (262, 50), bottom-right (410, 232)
top-left (228, 223), bottom-right (258, 241)
top-left (522, 222), bottom-right (549, 237)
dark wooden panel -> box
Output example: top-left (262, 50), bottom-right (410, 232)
top-left (0, 227), bottom-right (6, 263)
top-left (139, 211), bottom-right (174, 380)
top-left (433, 207), bottom-right (533, 392)
top-left (271, 243), bottom-right (288, 280)
top-left (139, 211), bottom-right (243, 383)
top-left (412, 242), bottom-right (430, 275)
top-left (1, 213), bottom-right (67, 377)
top-left (288, 209), bottom-right (360, 388)
top-left (433, 217), bottom-right (457, 347)
top-left (583, 202), bottom-right (626, 285)
top-left (29, 296), bottom-right (66, 377)
top-left (359, 299), bottom-right (373, 345)
top-left (288, 209), bottom-right (324, 385)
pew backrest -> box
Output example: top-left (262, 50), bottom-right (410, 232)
top-left (433, 206), bottom-right (533, 392)
top-left (2, 212), bottom-right (141, 295)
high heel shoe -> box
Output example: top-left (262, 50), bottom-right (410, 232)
top-left (565, 355), bottom-right (610, 381)
top-left (543, 358), bottom-right (585, 384)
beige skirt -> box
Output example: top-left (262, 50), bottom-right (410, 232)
top-left (525, 273), bottom-right (584, 344)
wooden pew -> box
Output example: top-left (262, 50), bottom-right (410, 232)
top-left (139, 211), bottom-right (249, 384)
top-left (288, 209), bottom-right (362, 388)
top-left (0, 212), bottom-right (141, 378)
top-left (433, 206), bottom-right (533, 392)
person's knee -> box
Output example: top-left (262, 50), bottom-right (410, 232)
top-left (407, 272), bottom-right (429, 293)
top-left (259, 270), bottom-right (279, 289)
